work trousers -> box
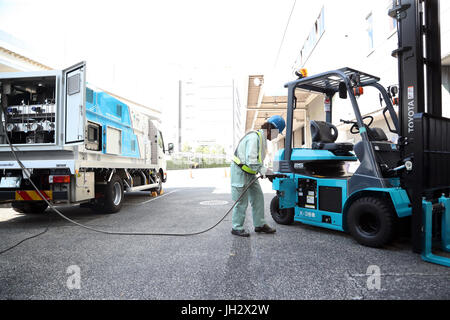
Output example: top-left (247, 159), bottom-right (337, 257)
top-left (231, 178), bottom-right (266, 231)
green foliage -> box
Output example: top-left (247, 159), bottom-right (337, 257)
top-left (182, 143), bottom-right (192, 152)
top-left (195, 145), bottom-right (210, 154)
top-left (167, 158), bottom-right (231, 171)
top-left (194, 144), bottom-right (226, 155)
top-left (211, 144), bottom-right (226, 155)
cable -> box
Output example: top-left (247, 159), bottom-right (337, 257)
top-left (273, 0), bottom-right (297, 69)
top-left (0, 214), bottom-right (52, 255)
top-left (0, 107), bottom-right (261, 244)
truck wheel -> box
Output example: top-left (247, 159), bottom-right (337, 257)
top-left (12, 201), bottom-right (48, 214)
top-left (151, 173), bottom-right (163, 195)
top-left (346, 197), bottom-right (396, 248)
top-left (270, 196), bottom-right (294, 225)
top-left (96, 175), bottom-right (124, 214)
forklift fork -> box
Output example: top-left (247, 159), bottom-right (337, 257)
top-left (421, 197), bottom-right (450, 267)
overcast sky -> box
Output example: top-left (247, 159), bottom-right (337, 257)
top-left (0, 0), bottom-right (321, 109)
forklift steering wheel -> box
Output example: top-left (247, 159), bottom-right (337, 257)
top-left (350, 116), bottom-right (374, 134)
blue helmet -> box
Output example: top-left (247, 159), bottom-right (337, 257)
top-left (267, 115), bottom-right (286, 134)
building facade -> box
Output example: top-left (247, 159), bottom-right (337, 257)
top-left (255, 0), bottom-right (449, 147)
top-left (245, 0), bottom-right (450, 169)
top-left (291, 0), bottom-right (450, 145)
top-left (172, 78), bottom-right (244, 157)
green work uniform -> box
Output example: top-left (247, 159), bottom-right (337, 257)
top-left (231, 130), bottom-right (269, 231)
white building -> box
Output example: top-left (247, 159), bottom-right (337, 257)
top-left (293, 0), bottom-right (449, 144)
top-left (251, 0), bottom-right (450, 151)
top-left (169, 77), bottom-right (244, 156)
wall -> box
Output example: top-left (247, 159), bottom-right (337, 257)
top-left (288, 0), bottom-right (450, 146)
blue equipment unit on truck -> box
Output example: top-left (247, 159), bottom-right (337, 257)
top-left (270, 0), bottom-right (450, 267)
top-left (0, 61), bottom-right (172, 214)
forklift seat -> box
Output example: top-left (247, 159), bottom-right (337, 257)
top-left (310, 121), bottom-right (354, 155)
top-left (367, 127), bottom-right (388, 142)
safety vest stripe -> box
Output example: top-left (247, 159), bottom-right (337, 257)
top-left (233, 156), bottom-right (257, 174)
top-left (257, 131), bottom-right (262, 163)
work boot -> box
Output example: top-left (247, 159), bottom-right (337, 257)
top-left (255, 224), bottom-right (276, 234)
top-left (231, 229), bottom-right (250, 237)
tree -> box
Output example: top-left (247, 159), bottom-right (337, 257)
top-left (182, 143), bottom-right (192, 152)
top-left (211, 144), bottom-right (226, 155)
top-left (195, 145), bottom-right (210, 154)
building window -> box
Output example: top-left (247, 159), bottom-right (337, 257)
top-left (318, 8), bottom-right (325, 35)
top-left (387, 0), bottom-right (397, 34)
top-left (388, 14), bottom-right (397, 32)
top-left (297, 6), bottom-right (325, 68)
top-left (366, 13), bottom-right (374, 52)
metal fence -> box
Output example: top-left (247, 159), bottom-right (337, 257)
top-left (167, 152), bottom-right (231, 170)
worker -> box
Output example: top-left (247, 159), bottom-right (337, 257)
top-left (231, 115), bottom-right (286, 237)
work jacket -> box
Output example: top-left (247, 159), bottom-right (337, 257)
top-left (231, 130), bottom-right (268, 188)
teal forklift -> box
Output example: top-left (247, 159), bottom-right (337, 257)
top-left (270, 0), bottom-right (450, 267)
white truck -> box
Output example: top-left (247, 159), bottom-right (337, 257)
top-left (0, 62), bottom-right (173, 214)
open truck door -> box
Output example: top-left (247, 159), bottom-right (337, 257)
top-left (64, 61), bottom-right (86, 144)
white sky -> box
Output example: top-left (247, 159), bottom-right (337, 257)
top-left (0, 0), bottom-right (319, 109)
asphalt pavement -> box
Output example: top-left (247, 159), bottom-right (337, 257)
top-left (0, 168), bottom-right (449, 300)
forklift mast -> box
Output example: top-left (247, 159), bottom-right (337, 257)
top-left (390, 0), bottom-right (442, 154)
top-left (390, 0), bottom-right (449, 254)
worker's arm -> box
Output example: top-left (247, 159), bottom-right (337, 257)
top-left (244, 133), bottom-right (270, 176)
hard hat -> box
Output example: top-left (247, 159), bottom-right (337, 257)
top-left (267, 115), bottom-right (286, 134)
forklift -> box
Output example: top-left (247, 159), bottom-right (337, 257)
top-left (270, 0), bottom-right (450, 266)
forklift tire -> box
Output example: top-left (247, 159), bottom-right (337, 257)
top-left (12, 201), bottom-right (48, 214)
top-left (94, 175), bottom-right (124, 214)
top-left (346, 197), bottom-right (396, 248)
top-left (270, 196), bottom-right (294, 225)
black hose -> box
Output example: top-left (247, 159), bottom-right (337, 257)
top-left (0, 111), bottom-right (261, 248)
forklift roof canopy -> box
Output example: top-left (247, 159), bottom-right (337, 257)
top-left (285, 67), bottom-right (381, 95)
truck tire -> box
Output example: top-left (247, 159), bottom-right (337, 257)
top-left (270, 196), bottom-right (294, 225)
top-left (150, 172), bottom-right (162, 195)
top-left (94, 175), bottom-right (124, 214)
top-left (346, 197), bottom-right (396, 248)
top-left (12, 201), bottom-right (48, 214)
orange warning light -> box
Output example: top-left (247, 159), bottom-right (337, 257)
top-left (295, 68), bottom-right (308, 79)
top-left (353, 87), bottom-right (364, 96)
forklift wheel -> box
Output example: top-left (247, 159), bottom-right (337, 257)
top-left (346, 197), bottom-right (396, 248)
top-left (12, 201), bottom-right (48, 214)
top-left (270, 196), bottom-right (294, 225)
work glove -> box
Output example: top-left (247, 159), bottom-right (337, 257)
top-left (262, 169), bottom-right (287, 182)
top-left (261, 168), bottom-right (274, 181)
